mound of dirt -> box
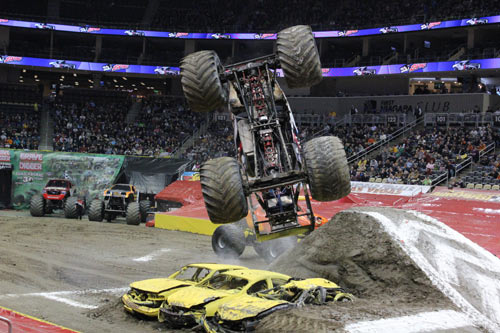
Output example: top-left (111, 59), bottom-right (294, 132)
top-left (270, 208), bottom-right (443, 302)
top-left (266, 207), bottom-right (500, 332)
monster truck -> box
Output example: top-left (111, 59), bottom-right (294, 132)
top-left (353, 66), bottom-right (376, 76)
top-left (87, 184), bottom-right (150, 225)
top-left (124, 29), bottom-right (145, 36)
top-left (35, 23), bottom-right (55, 30)
top-left (466, 18), bottom-right (488, 25)
top-left (180, 25), bottom-right (350, 244)
top-left (452, 60), bottom-right (481, 71)
top-left (154, 66), bottom-right (179, 75)
top-left (380, 26), bottom-right (398, 34)
top-left (211, 33), bottom-right (231, 39)
top-left (49, 60), bottom-right (76, 69)
top-left (30, 179), bottom-right (80, 218)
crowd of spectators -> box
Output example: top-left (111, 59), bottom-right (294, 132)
top-left (0, 110), bottom-right (40, 150)
top-left (51, 95), bottom-right (203, 156)
top-left (183, 119), bottom-right (235, 170)
top-left (150, 0), bottom-right (500, 32)
top-left (329, 124), bottom-right (398, 158)
top-left (3, 0), bottom-right (500, 32)
top-left (349, 125), bottom-right (498, 185)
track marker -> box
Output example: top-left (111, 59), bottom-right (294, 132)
top-left (345, 310), bottom-right (472, 333)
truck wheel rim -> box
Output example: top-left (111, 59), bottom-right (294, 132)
top-left (217, 237), bottom-right (226, 249)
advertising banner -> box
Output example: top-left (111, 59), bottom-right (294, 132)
top-left (1, 150), bottom-right (124, 209)
top-left (0, 15), bottom-right (498, 39)
top-left (2, 54), bottom-right (499, 78)
top-left (350, 181), bottom-right (431, 197)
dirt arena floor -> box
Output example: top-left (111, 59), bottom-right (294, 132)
top-left (0, 208), bottom-right (497, 333)
top-left (0, 210), bottom-right (265, 332)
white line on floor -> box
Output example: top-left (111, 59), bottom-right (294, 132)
top-left (41, 294), bottom-right (98, 309)
top-left (132, 248), bottom-right (171, 262)
top-left (345, 310), bottom-right (473, 333)
top-left (0, 287), bottom-right (128, 299)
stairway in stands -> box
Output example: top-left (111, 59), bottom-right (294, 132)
top-left (173, 115), bottom-right (210, 159)
top-left (125, 100), bottom-right (143, 124)
top-left (38, 106), bottom-right (54, 151)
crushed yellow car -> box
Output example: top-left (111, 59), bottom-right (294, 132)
top-left (200, 277), bottom-right (353, 332)
top-left (121, 263), bottom-right (246, 317)
top-left (158, 269), bottom-right (291, 328)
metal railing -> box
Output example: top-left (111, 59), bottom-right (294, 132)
top-left (0, 316), bottom-right (12, 333)
top-left (424, 113), bottom-right (500, 127)
top-left (431, 142), bottom-right (496, 187)
top-left (347, 117), bottom-right (423, 164)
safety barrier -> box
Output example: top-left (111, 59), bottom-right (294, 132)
top-left (0, 316), bottom-right (12, 333)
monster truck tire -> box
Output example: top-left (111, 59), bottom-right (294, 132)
top-left (200, 157), bottom-right (248, 224)
top-left (276, 25), bottom-right (322, 88)
top-left (180, 50), bottom-right (227, 112)
top-left (30, 195), bottom-right (45, 217)
top-left (212, 224), bottom-right (246, 258)
top-left (88, 199), bottom-right (104, 222)
top-left (126, 202), bottom-right (141, 225)
top-left (303, 136), bottom-right (351, 201)
top-left (64, 197), bottom-right (78, 219)
top-left (253, 237), bottom-right (296, 263)
top-left (139, 200), bottom-right (150, 223)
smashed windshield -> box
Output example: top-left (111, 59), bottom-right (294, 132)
top-left (203, 274), bottom-right (249, 290)
top-left (111, 184), bottom-right (131, 191)
top-left (175, 266), bottom-right (211, 282)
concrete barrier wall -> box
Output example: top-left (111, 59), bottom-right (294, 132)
top-left (289, 93), bottom-right (488, 118)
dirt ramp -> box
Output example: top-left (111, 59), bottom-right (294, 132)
top-left (268, 207), bottom-right (500, 332)
top-left (270, 208), bottom-right (442, 302)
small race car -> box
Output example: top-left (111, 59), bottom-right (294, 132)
top-left (452, 60), bottom-right (481, 71)
top-left (353, 66), bottom-right (376, 76)
top-left (201, 278), bottom-right (353, 332)
top-left (124, 29), bottom-right (145, 36)
top-left (35, 23), bottom-right (55, 30)
top-left (168, 32), bottom-right (189, 38)
top-left (466, 18), bottom-right (488, 25)
top-left (211, 33), bottom-right (231, 39)
top-left (49, 60), bottom-right (76, 69)
top-left (158, 269), bottom-right (291, 328)
top-left (379, 26), bottom-right (398, 34)
top-left (154, 66), bottom-right (180, 75)
top-left (122, 263), bottom-right (246, 317)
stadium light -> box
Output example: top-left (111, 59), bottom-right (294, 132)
top-left (22, 69), bottom-right (26, 72)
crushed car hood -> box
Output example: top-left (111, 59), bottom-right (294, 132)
top-left (217, 295), bottom-right (289, 321)
top-left (168, 286), bottom-right (234, 308)
top-left (282, 278), bottom-right (340, 290)
top-left (130, 278), bottom-right (194, 294)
